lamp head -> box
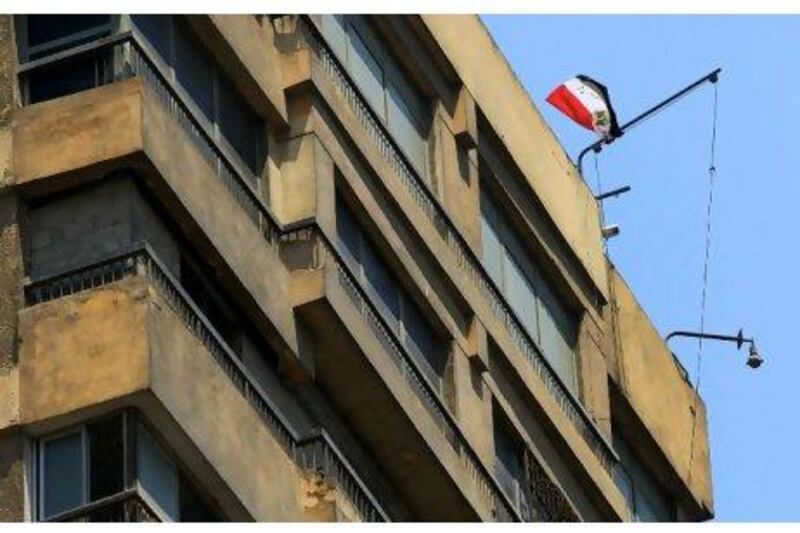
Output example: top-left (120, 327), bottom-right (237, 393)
top-left (746, 342), bottom-right (763, 369)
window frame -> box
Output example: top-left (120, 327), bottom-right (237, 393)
top-left (335, 193), bottom-right (449, 392)
top-left (34, 410), bottom-right (219, 522)
top-left (479, 184), bottom-right (580, 393)
top-left (130, 15), bottom-right (267, 181)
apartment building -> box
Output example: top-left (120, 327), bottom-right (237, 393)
top-left (0, 14), bottom-right (713, 521)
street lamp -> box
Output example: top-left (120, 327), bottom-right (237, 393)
top-left (665, 328), bottom-right (764, 369)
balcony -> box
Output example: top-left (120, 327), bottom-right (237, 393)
top-left (21, 244), bottom-right (389, 522)
top-left (14, 32), bottom-right (299, 374)
top-left (284, 224), bottom-right (520, 521)
top-left (279, 16), bottom-right (631, 514)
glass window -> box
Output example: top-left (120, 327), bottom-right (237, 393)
top-left (132, 15), bottom-right (171, 66)
top-left (387, 82), bottom-right (427, 175)
top-left (362, 238), bottom-right (401, 328)
top-left (42, 432), bottom-right (85, 518)
top-left (174, 21), bottom-right (214, 123)
top-left (88, 416), bottom-right (124, 501)
top-left (137, 424), bottom-right (179, 521)
top-left (480, 213), bottom-right (504, 289)
top-left (27, 15), bottom-right (110, 56)
top-left (494, 409), bottom-right (524, 504)
top-left (614, 429), bottom-right (673, 521)
top-left (320, 15), bottom-right (348, 65)
top-left (347, 28), bottom-right (386, 120)
top-left (403, 298), bottom-right (445, 386)
top-left (503, 253), bottom-right (539, 340)
top-left (336, 198), bottom-right (362, 268)
top-left (536, 281), bottom-right (578, 392)
top-left (28, 51), bottom-right (107, 104)
top-left (218, 75), bottom-right (260, 174)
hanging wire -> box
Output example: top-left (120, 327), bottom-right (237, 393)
top-left (695, 80), bottom-right (719, 394)
top-left (687, 78), bottom-right (719, 485)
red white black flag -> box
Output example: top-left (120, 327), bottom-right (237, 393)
top-left (546, 75), bottom-right (621, 140)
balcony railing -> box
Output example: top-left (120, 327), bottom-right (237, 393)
top-left (282, 224), bottom-right (520, 522)
top-left (24, 243), bottom-right (390, 523)
top-left (296, 16), bottom-right (619, 480)
top-left (44, 490), bottom-right (159, 522)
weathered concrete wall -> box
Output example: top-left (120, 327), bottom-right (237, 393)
top-left (27, 178), bottom-right (179, 279)
top-left (421, 16), bottom-right (607, 302)
top-left (18, 280), bottom-right (151, 425)
top-left (610, 267), bottom-right (713, 515)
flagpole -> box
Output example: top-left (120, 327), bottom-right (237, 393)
top-left (576, 68), bottom-right (721, 176)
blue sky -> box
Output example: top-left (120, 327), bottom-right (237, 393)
top-left (482, 15), bottom-right (800, 521)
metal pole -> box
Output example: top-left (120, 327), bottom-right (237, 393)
top-left (577, 68), bottom-right (721, 175)
top-left (666, 329), bottom-right (752, 349)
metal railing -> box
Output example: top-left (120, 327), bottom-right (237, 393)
top-left (24, 244), bottom-right (389, 523)
top-left (297, 16), bottom-right (619, 478)
top-left (44, 490), bottom-right (159, 522)
top-left (282, 225), bottom-right (520, 522)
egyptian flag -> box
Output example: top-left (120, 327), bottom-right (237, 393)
top-left (546, 75), bottom-right (622, 140)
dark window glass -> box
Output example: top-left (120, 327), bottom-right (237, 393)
top-left (218, 75), bottom-right (260, 174)
top-left (362, 238), bottom-right (401, 327)
top-left (494, 411), bottom-right (524, 502)
top-left (178, 474), bottom-right (217, 521)
top-left (336, 199), bottom-right (361, 268)
top-left (42, 432), bottom-right (85, 518)
top-left (132, 15), bottom-right (171, 65)
top-left (174, 22), bottom-right (214, 122)
top-left (88, 416), bottom-right (124, 501)
top-left (180, 257), bottom-right (240, 355)
top-left (404, 299), bottom-right (445, 385)
top-left (28, 51), bottom-right (107, 104)
top-left (137, 424), bottom-right (179, 521)
top-left (27, 15), bottom-right (110, 49)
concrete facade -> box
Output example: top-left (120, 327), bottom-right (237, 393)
top-left (0, 14), bottom-right (712, 522)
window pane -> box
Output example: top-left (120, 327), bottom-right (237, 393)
top-left (28, 52), bottom-right (105, 104)
top-left (218, 75), bottom-right (261, 174)
top-left (27, 15), bottom-right (110, 49)
top-left (536, 282), bottom-right (578, 392)
top-left (403, 298), bottom-right (444, 386)
top-left (336, 199), bottom-right (361, 268)
top-left (88, 416), bottom-right (124, 501)
top-left (174, 22), bottom-right (214, 123)
top-left (347, 28), bottom-right (385, 121)
top-left (321, 15), bottom-right (348, 65)
top-left (387, 82), bottom-right (427, 176)
top-left (614, 430), bottom-right (672, 521)
top-left (42, 432), bottom-right (85, 518)
top-left (362, 239), bottom-right (400, 328)
top-left (503, 253), bottom-right (539, 341)
top-left (480, 209), bottom-right (504, 289)
top-left (132, 15), bottom-right (171, 66)
top-left (137, 424), bottom-right (179, 521)
top-left (494, 412), bottom-right (523, 503)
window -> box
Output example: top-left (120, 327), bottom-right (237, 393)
top-left (493, 405), bottom-right (526, 510)
top-left (321, 15), bottom-right (430, 178)
top-left (132, 15), bottom-right (265, 177)
top-left (37, 411), bottom-right (218, 522)
top-left (479, 186), bottom-right (579, 393)
top-left (19, 15), bottom-right (113, 104)
top-left (614, 427), bottom-right (674, 521)
top-left (25, 15), bottom-right (112, 60)
top-left (336, 197), bottom-right (446, 389)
